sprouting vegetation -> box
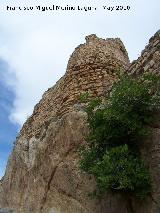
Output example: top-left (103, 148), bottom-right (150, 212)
top-left (78, 73), bottom-right (160, 204)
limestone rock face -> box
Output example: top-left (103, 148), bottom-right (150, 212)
top-left (0, 111), bottom-right (128, 213)
top-left (0, 32), bottom-right (160, 213)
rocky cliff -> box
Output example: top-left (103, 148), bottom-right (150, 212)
top-left (0, 31), bottom-right (159, 213)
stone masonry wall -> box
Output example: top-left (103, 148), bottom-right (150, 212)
top-left (0, 31), bottom-right (159, 213)
top-left (128, 30), bottom-right (160, 76)
top-left (19, 34), bottom-right (129, 140)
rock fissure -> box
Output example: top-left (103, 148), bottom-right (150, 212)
top-left (40, 145), bottom-right (76, 212)
top-left (0, 31), bottom-right (159, 213)
top-left (40, 164), bottom-right (59, 211)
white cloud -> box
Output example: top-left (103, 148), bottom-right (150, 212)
top-left (0, 0), bottom-right (159, 125)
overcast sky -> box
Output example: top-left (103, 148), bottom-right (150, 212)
top-left (0, 0), bottom-right (159, 178)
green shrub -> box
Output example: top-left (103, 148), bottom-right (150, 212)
top-left (79, 91), bottom-right (90, 103)
top-left (89, 145), bottom-right (151, 200)
top-left (79, 73), bottom-right (160, 201)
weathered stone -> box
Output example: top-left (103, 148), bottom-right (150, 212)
top-left (0, 32), bottom-right (160, 213)
top-left (128, 30), bottom-right (160, 76)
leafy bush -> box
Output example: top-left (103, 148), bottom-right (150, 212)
top-left (89, 145), bottom-right (151, 199)
top-left (79, 73), bottom-right (160, 201)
